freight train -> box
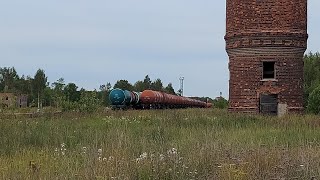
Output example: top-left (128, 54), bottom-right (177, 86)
top-left (109, 88), bottom-right (212, 110)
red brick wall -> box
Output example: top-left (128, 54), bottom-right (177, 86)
top-left (225, 0), bottom-right (308, 113)
top-left (226, 0), bottom-right (307, 39)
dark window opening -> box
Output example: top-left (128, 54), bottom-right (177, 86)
top-left (263, 61), bottom-right (275, 79)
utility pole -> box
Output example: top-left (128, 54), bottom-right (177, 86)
top-left (179, 77), bottom-right (184, 96)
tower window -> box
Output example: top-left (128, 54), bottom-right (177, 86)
top-left (263, 61), bottom-right (275, 79)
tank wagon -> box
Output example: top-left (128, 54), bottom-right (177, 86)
top-left (109, 88), bottom-right (212, 110)
top-left (109, 88), bottom-right (141, 109)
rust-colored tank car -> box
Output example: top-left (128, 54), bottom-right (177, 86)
top-left (140, 90), bottom-right (208, 109)
top-left (140, 90), bottom-right (163, 103)
top-left (110, 88), bottom-right (211, 109)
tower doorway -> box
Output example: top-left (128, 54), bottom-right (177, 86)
top-left (260, 94), bottom-right (278, 115)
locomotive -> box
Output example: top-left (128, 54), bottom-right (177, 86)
top-left (109, 88), bottom-right (212, 110)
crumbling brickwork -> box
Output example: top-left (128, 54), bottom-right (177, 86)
top-left (225, 0), bottom-right (308, 114)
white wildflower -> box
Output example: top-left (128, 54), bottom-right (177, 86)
top-left (60, 143), bottom-right (66, 156)
top-left (150, 153), bottom-right (155, 160)
top-left (81, 147), bottom-right (87, 154)
top-left (108, 156), bottom-right (114, 161)
top-left (140, 152), bottom-right (147, 159)
top-left (136, 152), bottom-right (148, 163)
top-left (167, 148), bottom-right (178, 155)
top-left (98, 148), bottom-right (103, 154)
top-left (159, 154), bottom-right (165, 161)
top-left (97, 148), bottom-right (103, 161)
top-left (136, 157), bottom-right (142, 162)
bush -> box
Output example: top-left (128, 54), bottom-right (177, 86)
top-left (78, 91), bottom-right (101, 113)
top-left (213, 97), bottom-right (229, 109)
top-left (61, 101), bottom-right (78, 112)
top-left (307, 85), bottom-right (320, 114)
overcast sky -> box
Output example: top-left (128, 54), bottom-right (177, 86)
top-left (1, 1), bottom-right (319, 98)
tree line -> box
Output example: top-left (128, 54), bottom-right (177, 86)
top-left (1, 51), bottom-right (319, 113)
top-left (113, 75), bottom-right (176, 95)
top-left (0, 69), bottom-right (184, 112)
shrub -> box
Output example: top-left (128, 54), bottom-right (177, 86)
top-left (213, 97), bottom-right (229, 109)
top-left (61, 101), bottom-right (78, 112)
top-left (78, 91), bottom-right (101, 113)
top-left (307, 85), bottom-right (320, 114)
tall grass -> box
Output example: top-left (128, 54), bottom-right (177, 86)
top-left (1, 109), bottom-right (320, 179)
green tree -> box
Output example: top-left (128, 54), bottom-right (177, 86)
top-left (114, 80), bottom-right (133, 91)
top-left (52, 78), bottom-right (66, 108)
top-left (164, 83), bottom-right (176, 95)
top-left (151, 78), bottom-right (163, 91)
top-left (15, 75), bottom-right (30, 94)
top-left (14, 75), bottom-right (34, 106)
top-left (33, 69), bottom-right (47, 109)
top-left (0, 67), bottom-right (19, 92)
top-left (307, 85), bottom-right (320, 114)
top-left (64, 83), bottom-right (79, 102)
top-left (99, 83), bottom-right (112, 106)
top-left (99, 83), bottom-right (112, 92)
top-left (143, 75), bottom-right (152, 90)
top-left (213, 97), bottom-right (228, 109)
top-left (134, 81), bottom-right (145, 92)
top-left (78, 91), bottom-right (101, 113)
top-left (43, 87), bottom-right (54, 107)
top-left (304, 52), bottom-right (320, 106)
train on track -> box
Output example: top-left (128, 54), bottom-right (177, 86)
top-left (109, 88), bottom-right (212, 110)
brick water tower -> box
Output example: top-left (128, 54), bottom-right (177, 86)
top-left (225, 0), bottom-right (308, 115)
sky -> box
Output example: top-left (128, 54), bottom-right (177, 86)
top-left (0, 1), bottom-right (319, 98)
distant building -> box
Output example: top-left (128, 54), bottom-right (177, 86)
top-left (0, 93), bottom-right (28, 108)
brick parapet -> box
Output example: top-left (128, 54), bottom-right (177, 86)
top-left (226, 0), bottom-right (307, 37)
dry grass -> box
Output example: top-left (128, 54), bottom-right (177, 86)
top-left (1, 108), bottom-right (320, 179)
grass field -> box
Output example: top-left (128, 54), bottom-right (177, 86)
top-left (1, 108), bottom-right (320, 179)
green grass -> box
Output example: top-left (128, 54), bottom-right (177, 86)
top-left (1, 109), bottom-right (320, 179)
